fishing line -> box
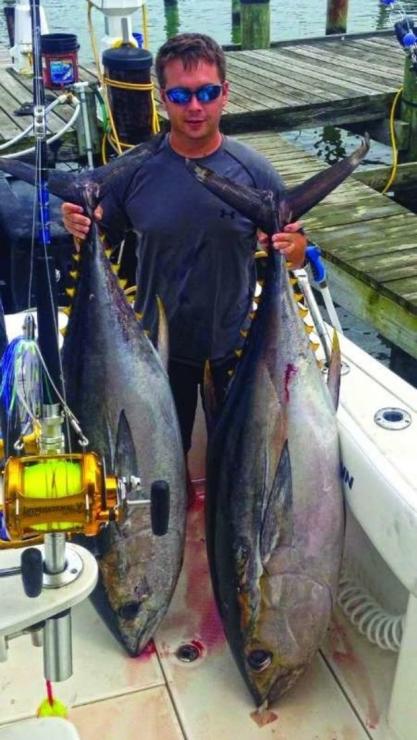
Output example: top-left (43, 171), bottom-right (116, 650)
top-left (21, 16), bottom-right (75, 453)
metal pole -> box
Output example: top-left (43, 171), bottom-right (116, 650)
top-left (326, 0), bottom-right (348, 35)
top-left (30, 0), bottom-right (63, 404)
top-left (240, 0), bottom-right (270, 50)
top-left (30, 0), bottom-right (72, 685)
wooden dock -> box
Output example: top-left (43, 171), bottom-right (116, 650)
top-left (0, 31), bottom-right (404, 145)
top-left (219, 31), bottom-right (404, 132)
top-left (236, 130), bottom-right (417, 361)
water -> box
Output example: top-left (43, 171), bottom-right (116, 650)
top-left (1, 0), bottom-right (417, 63)
top-left (0, 0), bottom-right (415, 380)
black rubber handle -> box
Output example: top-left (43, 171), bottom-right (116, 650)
top-left (21, 548), bottom-right (43, 598)
top-left (150, 480), bottom-right (170, 536)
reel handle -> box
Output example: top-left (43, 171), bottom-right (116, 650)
top-left (150, 480), bottom-right (170, 537)
top-left (21, 547), bottom-right (43, 598)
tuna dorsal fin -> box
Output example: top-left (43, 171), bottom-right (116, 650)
top-left (187, 137), bottom-right (369, 233)
top-left (155, 295), bottom-right (169, 371)
top-left (326, 329), bottom-right (341, 411)
top-left (260, 441), bottom-right (293, 565)
top-left (114, 410), bottom-right (139, 479)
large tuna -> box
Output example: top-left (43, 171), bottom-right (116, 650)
top-left (62, 183), bottom-right (186, 655)
top-left (187, 139), bottom-right (369, 706)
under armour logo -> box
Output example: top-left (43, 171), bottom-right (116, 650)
top-left (220, 209), bottom-right (235, 219)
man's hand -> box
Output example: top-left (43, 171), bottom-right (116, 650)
top-left (257, 221), bottom-right (307, 269)
top-left (61, 202), bottom-right (103, 246)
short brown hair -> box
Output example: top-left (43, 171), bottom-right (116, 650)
top-left (155, 33), bottom-right (226, 87)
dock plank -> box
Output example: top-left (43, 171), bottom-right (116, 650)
top-left (219, 35), bottom-right (404, 132)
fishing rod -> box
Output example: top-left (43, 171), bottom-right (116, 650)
top-left (30, 0), bottom-right (63, 405)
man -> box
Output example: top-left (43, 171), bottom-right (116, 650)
top-left (61, 33), bottom-right (307, 465)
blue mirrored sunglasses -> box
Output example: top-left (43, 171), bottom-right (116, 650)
top-left (165, 84), bottom-right (223, 105)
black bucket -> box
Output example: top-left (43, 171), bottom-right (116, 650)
top-left (41, 33), bottom-right (79, 88)
top-left (102, 46), bottom-right (154, 145)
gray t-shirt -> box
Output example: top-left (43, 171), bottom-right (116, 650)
top-left (101, 134), bottom-right (285, 365)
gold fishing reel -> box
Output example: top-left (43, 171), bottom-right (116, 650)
top-left (2, 451), bottom-right (118, 543)
top-left (1, 450), bottom-right (170, 547)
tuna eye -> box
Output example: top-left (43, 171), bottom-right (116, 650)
top-left (247, 649), bottom-right (273, 673)
top-left (118, 601), bottom-right (140, 620)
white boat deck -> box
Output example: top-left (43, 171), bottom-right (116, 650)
top-left (0, 485), bottom-right (400, 740)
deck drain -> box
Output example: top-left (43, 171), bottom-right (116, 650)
top-left (175, 642), bottom-right (203, 663)
top-left (374, 407), bottom-right (412, 431)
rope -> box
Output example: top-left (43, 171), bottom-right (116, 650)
top-left (382, 86), bottom-right (403, 194)
top-left (86, 0), bottom-right (159, 163)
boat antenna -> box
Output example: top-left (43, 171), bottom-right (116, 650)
top-left (30, 0), bottom-right (64, 405)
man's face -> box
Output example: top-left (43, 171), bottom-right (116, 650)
top-left (160, 59), bottom-right (229, 145)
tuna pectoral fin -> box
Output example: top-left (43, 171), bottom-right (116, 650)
top-left (114, 410), bottom-right (139, 479)
top-left (260, 441), bottom-right (293, 564)
top-left (155, 296), bottom-right (169, 371)
top-left (326, 329), bottom-right (341, 410)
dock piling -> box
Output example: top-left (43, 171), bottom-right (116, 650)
top-left (164, 0), bottom-right (180, 38)
top-left (240, 0), bottom-right (270, 50)
top-left (232, 0), bottom-right (241, 45)
top-left (400, 54), bottom-right (417, 161)
top-left (326, 0), bottom-right (348, 36)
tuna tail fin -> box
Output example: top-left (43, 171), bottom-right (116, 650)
top-left (185, 159), bottom-right (278, 234)
top-left (0, 158), bottom-right (88, 205)
top-left (326, 329), bottom-right (341, 410)
top-left (0, 138), bottom-right (159, 206)
top-left (278, 135), bottom-right (370, 226)
top-left (186, 136), bottom-right (369, 233)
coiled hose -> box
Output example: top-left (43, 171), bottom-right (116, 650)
top-left (337, 570), bottom-right (404, 652)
